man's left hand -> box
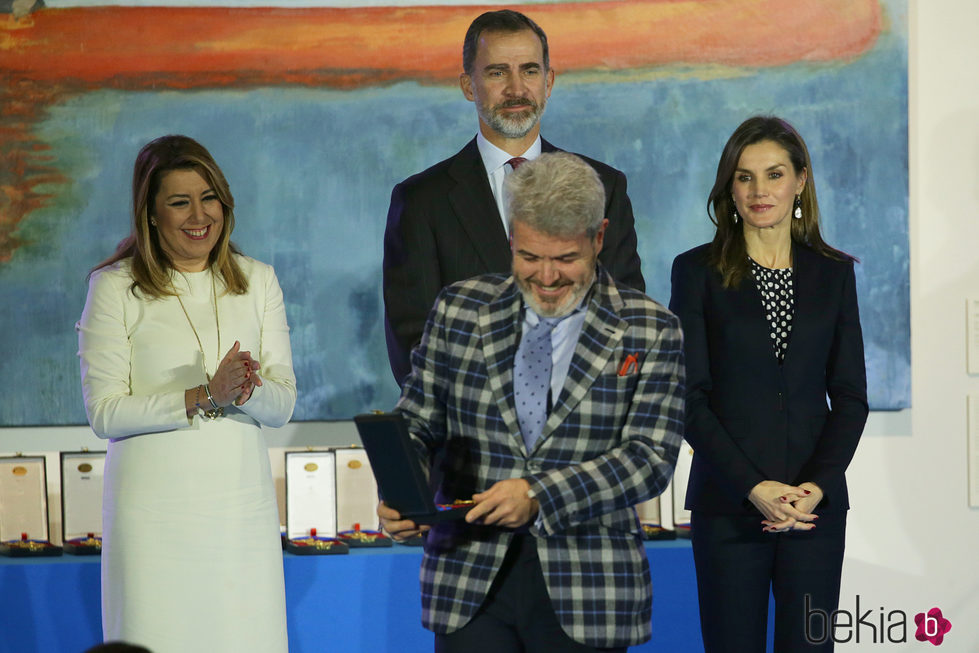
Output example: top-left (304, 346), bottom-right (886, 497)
top-left (466, 478), bottom-right (539, 528)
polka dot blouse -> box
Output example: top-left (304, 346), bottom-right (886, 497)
top-left (749, 257), bottom-right (794, 362)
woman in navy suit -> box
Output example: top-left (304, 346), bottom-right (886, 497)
top-left (670, 116), bottom-right (868, 652)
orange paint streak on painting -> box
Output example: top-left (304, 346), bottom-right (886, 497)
top-left (1, 1), bottom-right (882, 87)
top-left (0, 1), bottom-right (882, 262)
top-left (0, 79), bottom-right (70, 263)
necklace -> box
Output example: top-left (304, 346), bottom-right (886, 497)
top-left (175, 270), bottom-right (221, 383)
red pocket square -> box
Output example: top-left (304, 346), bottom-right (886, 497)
top-left (617, 353), bottom-right (639, 376)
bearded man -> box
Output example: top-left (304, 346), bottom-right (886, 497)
top-left (379, 152), bottom-right (683, 652)
top-left (382, 9), bottom-right (646, 386)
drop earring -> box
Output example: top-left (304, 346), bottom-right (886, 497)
top-left (150, 217), bottom-right (158, 226)
top-left (732, 209), bottom-right (739, 224)
top-left (793, 195), bottom-right (802, 219)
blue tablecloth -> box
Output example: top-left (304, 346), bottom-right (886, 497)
top-left (0, 541), bottom-right (702, 653)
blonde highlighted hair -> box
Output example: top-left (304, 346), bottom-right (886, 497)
top-left (89, 135), bottom-right (248, 298)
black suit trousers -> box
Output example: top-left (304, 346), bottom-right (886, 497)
top-left (434, 535), bottom-right (628, 653)
top-left (691, 511), bottom-right (846, 653)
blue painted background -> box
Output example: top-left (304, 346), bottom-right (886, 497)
top-left (0, 0), bottom-right (908, 424)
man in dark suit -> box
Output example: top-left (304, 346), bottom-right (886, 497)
top-left (383, 9), bottom-right (645, 385)
top-left (379, 153), bottom-right (683, 652)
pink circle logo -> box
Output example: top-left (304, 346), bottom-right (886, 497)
top-left (914, 607), bottom-right (952, 646)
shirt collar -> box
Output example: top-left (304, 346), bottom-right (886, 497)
top-left (476, 132), bottom-right (542, 175)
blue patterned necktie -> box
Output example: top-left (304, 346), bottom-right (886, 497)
top-left (514, 316), bottom-right (558, 451)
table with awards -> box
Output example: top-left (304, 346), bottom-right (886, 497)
top-left (0, 538), bottom-right (700, 652)
top-left (1, 443), bottom-right (705, 651)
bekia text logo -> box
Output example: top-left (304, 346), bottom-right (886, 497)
top-left (914, 607), bottom-right (952, 646)
top-left (805, 595), bottom-right (952, 646)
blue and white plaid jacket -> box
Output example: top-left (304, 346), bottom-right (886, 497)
top-left (397, 266), bottom-right (685, 648)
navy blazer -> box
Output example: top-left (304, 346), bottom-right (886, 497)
top-left (669, 243), bottom-right (868, 514)
top-left (383, 137), bottom-right (645, 385)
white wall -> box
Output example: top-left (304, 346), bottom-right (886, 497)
top-left (833, 1), bottom-right (979, 649)
top-left (3, 1), bottom-right (977, 649)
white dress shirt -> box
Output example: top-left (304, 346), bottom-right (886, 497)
top-left (476, 131), bottom-right (542, 236)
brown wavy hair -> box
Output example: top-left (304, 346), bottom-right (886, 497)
top-left (707, 116), bottom-right (855, 288)
top-left (89, 135), bottom-right (248, 298)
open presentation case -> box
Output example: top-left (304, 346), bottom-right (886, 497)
top-left (353, 412), bottom-right (472, 525)
top-left (60, 451), bottom-right (105, 555)
top-left (284, 450), bottom-right (348, 555)
top-left (0, 456), bottom-right (62, 557)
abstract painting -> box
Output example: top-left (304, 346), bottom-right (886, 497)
top-left (0, 0), bottom-right (908, 424)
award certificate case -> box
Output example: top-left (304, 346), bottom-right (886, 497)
top-left (0, 456), bottom-right (62, 557)
top-left (672, 440), bottom-right (694, 538)
top-left (284, 451), bottom-right (348, 555)
top-left (353, 413), bottom-right (471, 525)
top-left (635, 497), bottom-right (676, 541)
top-left (334, 448), bottom-right (390, 548)
top-left (60, 452), bottom-right (105, 555)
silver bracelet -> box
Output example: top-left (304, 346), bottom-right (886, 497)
top-left (204, 383), bottom-right (220, 410)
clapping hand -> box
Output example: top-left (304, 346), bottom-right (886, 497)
top-left (210, 341), bottom-right (263, 407)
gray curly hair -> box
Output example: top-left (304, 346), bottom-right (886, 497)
top-left (504, 152), bottom-right (605, 239)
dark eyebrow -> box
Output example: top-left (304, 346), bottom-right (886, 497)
top-left (516, 248), bottom-right (580, 259)
top-left (165, 188), bottom-right (215, 201)
top-left (735, 163), bottom-right (788, 174)
top-left (483, 62), bottom-right (542, 73)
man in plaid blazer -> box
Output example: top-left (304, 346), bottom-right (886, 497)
top-left (379, 153), bottom-right (684, 652)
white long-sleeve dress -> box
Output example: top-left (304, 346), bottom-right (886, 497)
top-left (77, 255), bottom-right (296, 653)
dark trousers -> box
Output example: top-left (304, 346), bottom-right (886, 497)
top-left (434, 535), bottom-right (628, 653)
top-left (691, 510), bottom-right (846, 653)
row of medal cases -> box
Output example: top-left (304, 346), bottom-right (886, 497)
top-left (0, 443), bottom-right (694, 557)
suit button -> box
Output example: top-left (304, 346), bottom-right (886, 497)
top-left (527, 461), bottom-right (542, 472)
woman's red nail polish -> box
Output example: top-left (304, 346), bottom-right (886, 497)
top-left (803, 490), bottom-right (811, 495)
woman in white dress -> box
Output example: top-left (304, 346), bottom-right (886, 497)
top-left (77, 135), bottom-right (295, 653)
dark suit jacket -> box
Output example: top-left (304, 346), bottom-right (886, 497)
top-left (669, 243), bottom-right (868, 514)
top-left (383, 137), bottom-right (645, 385)
top-left (397, 267), bottom-right (683, 647)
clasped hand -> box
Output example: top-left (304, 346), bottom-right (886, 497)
top-left (209, 341), bottom-right (263, 407)
top-left (378, 478), bottom-right (539, 541)
top-left (748, 480), bottom-right (823, 533)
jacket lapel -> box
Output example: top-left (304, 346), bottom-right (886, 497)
top-left (477, 281), bottom-right (525, 450)
top-left (784, 243), bottom-right (821, 364)
top-left (728, 267), bottom-right (778, 366)
top-left (447, 138), bottom-right (511, 272)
